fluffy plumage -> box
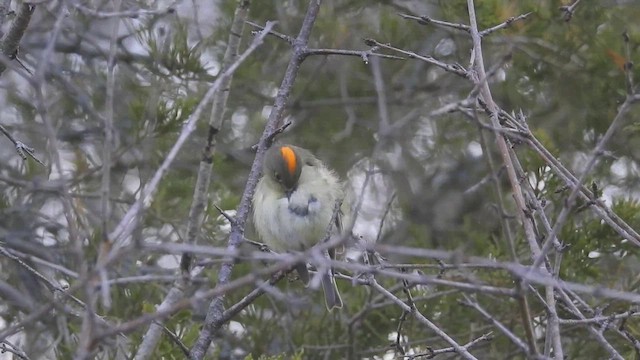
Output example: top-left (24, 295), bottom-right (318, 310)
top-left (253, 145), bottom-right (345, 310)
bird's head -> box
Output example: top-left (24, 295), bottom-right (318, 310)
top-left (263, 145), bottom-right (303, 197)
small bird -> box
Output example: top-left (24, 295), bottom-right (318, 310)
top-left (253, 144), bottom-right (346, 310)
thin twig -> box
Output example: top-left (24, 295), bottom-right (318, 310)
top-left (466, 1), bottom-right (544, 355)
top-left (0, 123), bottom-right (43, 164)
top-left (530, 92), bottom-right (638, 271)
top-left (399, 13), bottom-right (470, 32)
top-left (187, 2), bottom-right (323, 358)
top-left (364, 38), bottom-right (469, 78)
top-left (560, 0), bottom-right (582, 22)
top-left (106, 22), bottom-right (276, 259)
top-left (367, 278), bottom-right (479, 360)
top-left (480, 12), bottom-right (532, 37)
top-left (461, 295), bottom-right (530, 353)
top-left (0, 3), bottom-right (35, 75)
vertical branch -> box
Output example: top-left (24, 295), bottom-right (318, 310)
top-left (465, 1), bottom-right (541, 265)
top-left (370, 56), bottom-right (389, 132)
top-left (180, 0), bottom-right (251, 275)
top-left (134, 2), bottom-right (252, 359)
top-left (0, 2), bottom-right (38, 161)
top-left (472, 113), bottom-right (538, 353)
top-left (507, 146), bottom-right (564, 358)
top-left (466, 0), bottom-right (548, 357)
top-left (76, 1), bottom-right (123, 358)
top-left (105, 23), bottom-right (274, 260)
top-left (97, 0), bottom-right (122, 307)
top-left (188, 1), bottom-right (323, 359)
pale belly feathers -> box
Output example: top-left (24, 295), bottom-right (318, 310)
top-left (253, 165), bottom-right (342, 252)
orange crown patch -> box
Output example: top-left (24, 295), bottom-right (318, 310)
top-left (280, 146), bottom-right (297, 176)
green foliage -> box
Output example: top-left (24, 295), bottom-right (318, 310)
top-left (145, 22), bottom-right (208, 78)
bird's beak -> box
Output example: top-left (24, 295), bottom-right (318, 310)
top-left (285, 186), bottom-right (297, 200)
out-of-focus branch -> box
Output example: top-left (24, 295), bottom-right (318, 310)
top-left (0, 340), bottom-right (31, 360)
top-left (0, 244), bottom-right (84, 308)
top-left (0, 123), bottom-right (43, 164)
top-left (74, 1), bottom-right (124, 357)
top-left (105, 22), bottom-right (275, 261)
top-left (0, 3), bottom-right (39, 163)
top-left (467, 107), bottom-right (537, 350)
top-left (0, 0), bottom-right (11, 27)
top-left (560, 0), bottom-right (582, 22)
top-left (23, 39), bottom-right (150, 64)
top-left (0, 3), bottom-right (35, 76)
top-left (180, 0), bottom-right (252, 276)
top-left (555, 289), bottom-right (624, 359)
top-left (71, 3), bottom-right (176, 19)
top-left (31, 238), bottom-right (640, 349)
top-left (134, 2), bottom-right (253, 359)
top-left (93, 238), bottom-right (345, 342)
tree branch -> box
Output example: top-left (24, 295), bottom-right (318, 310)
top-left (0, 3), bottom-right (35, 76)
top-left (187, 1), bottom-right (324, 358)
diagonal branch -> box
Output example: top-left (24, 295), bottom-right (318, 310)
top-left (105, 22), bottom-right (276, 261)
top-left (0, 3), bottom-right (35, 76)
top-left (187, 1), bottom-right (324, 358)
top-left (466, 1), bottom-right (547, 356)
top-left (0, 123), bottom-right (43, 164)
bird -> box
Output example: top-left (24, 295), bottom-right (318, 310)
top-left (252, 144), bottom-right (347, 310)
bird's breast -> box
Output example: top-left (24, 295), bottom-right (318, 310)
top-left (287, 195), bottom-right (318, 217)
top-left (254, 187), bottom-right (331, 252)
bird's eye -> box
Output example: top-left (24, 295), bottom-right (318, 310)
top-left (274, 172), bottom-right (282, 182)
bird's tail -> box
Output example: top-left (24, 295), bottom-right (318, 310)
top-left (322, 269), bottom-right (343, 310)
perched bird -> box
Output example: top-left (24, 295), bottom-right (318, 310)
top-left (253, 144), bottom-right (347, 310)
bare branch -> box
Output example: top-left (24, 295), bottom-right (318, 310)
top-left (106, 22), bottom-right (276, 258)
top-left (480, 12), bottom-right (532, 37)
top-left (0, 340), bottom-right (31, 360)
top-left (187, 1), bottom-right (324, 358)
top-left (530, 93), bottom-right (639, 271)
top-left (367, 278), bottom-right (480, 360)
top-left (560, 0), bottom-right (582, 22)
top-left (0, 123), bottom-right (43, 164)
top-left (247, 19), bottom-right (404, 62)
top-left (70, 3), bottom-right (176, 19)
top-left (399, 13), bottom-right (470, 32)
top-left (461, 295), bottom-right (530, 353)
top-left (0, 3), bottom-right (35, 76)
top-left (364, 38), bottom-right (469, 78)
top-left (304, 47), bottom-right (404, 62)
